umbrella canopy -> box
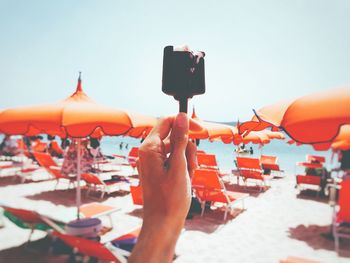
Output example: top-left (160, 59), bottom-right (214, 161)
top-left (239, 86), bottom-right (350, 145)
top-left (0, 74), bottom-right (156, 138)
top-left (189, 108), bottom-right (238, 141)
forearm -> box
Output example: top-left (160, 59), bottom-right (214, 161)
top-left (128, 217), bottom-right (183, 263)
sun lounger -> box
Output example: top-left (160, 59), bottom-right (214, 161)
top-left (260, 155), bottom-right (284, 177)
top-left (235, 157), bottom-right (272, 190)
top-left (279, 256), bottom-right (321, 263)
top-left (32, 151), bottom-right (76, 189)
top-left (197, 153), bottom-right (230, 177)
top-left (1, 206), bottom-right (65, 244)
top-left (192, 169), bottom-right (249, 220)
top-left (81, 173), bottom-right (129, 199)
top-left (333, 179), bottom-right (350, 253)
top-left (130, 184), bottom-right (143, 205)
top-left (52, 228), bottom-right (140, 263)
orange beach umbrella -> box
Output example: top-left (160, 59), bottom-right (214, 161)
top-left (189, 108), bottom-right (238, 141)
top-left (239, 86), bottom-right (350, 145)
top-left (0, 74), bottom-right (156, 138)
top-left (0, 74), bottom-right (156, 219)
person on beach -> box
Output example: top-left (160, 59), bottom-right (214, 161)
top-left (129, 113), bottom-right (197, 263)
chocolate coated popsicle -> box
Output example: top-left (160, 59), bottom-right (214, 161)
top-left (162, 45), bottom-right (206, 113)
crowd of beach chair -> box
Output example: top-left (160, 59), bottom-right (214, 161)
top-left (0, 135), bottom-right (349, 262)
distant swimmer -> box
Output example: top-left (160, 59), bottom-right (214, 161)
top-left (250, 147), bottom-right (253, 155)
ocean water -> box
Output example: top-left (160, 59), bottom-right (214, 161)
top-left (0, 134), bottom-right (333, 174)
top-left (100, 136), bottom-right (334, 174)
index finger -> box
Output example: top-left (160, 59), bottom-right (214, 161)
top-left (147, 116), bottom-right (175, 141)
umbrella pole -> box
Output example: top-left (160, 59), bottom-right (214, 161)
top-left (76, 138), bottom-right (81, 220)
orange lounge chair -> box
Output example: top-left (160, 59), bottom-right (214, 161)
top-left (279, 256), bottom-right (321, 263)
top-left (197, 153), bottom-right (229, 177)
top-left (192, 169), bottom-right (249, 220)
top-left (2, 206), bottom-right (65, 244)
top-left (260, 155), bottom-right (284, 177)
top-left (236, 157), bottom-right (272, 190)
top-left (127, 147), bottom-right (139, 169)
top-left (333, 179), bottom-right (350, 253)
top-left (130, 184), bottom-right (143, 205)
top-left (81, 173), bottom-right (129, 199)
top-left (295, 174), bottom-right (322, 194)
top-left (52, 228), bottom-right (140, 263)
top-left (32, 151), bottom-right (76, 189)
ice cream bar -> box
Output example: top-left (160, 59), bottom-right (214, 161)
top-left (162, 45), bottom-right (206, 113)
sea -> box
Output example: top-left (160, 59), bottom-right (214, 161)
top-left (1, 134), bottom-right (335, 174)
top-left (100, 136), bottom-right (335, 174)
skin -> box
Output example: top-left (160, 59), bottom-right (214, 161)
top-left (129, 113), bottom-right (197, 263)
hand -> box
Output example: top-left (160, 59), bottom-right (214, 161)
top-left (129, 113), bottom-right (197, 263)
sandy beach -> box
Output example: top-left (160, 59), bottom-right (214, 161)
top-left (0, 163), bottom-right (349, 263)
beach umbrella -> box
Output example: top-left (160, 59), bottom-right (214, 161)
top-left (189, 108), bottom-right (238, 141)
top-left (0, 73), bottom-right (157, 218)
top-left (239, 86), bottom-right (350, 145)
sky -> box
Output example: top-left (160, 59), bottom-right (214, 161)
top-left (0, 0), bottom-right (349, 122)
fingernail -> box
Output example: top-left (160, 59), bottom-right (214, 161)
top-left (175, 113), bottom-right (188, 129)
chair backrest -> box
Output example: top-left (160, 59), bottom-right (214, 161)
top-left (260, 155), bottom-right (277, 164)
top-left (192, 169), bottom-right (222, 190)
top-left (338, 179), bottom-right (350, 222)
top-left (197, 153), bottom-right (218, 169)
top-left (50, 141), bottom-right (64, 155)
top-left (236, 157), bottom-right (261, 170)
top-left (130, 185), bottom-right (143, 205)
top-left (128, 147), bottom-right (139, 168)
top-left (32, 151), bottom-right (57, 169)
top-left (2, 206), bottom-right (43, 224)
top-left (81, 173), bottom-right (104, 186)
top-left (306, 155), bottom-right (325, 163)
top-left (52, 231), bottom-right (118, 262)
top-left (128, 147), bottom-right (139, 158)
top-left (32, 151), bottom-right (63, 178)
top-left (32, 141), bottom-right (47, 152)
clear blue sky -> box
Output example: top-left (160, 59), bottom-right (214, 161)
top-left (1, 0), bottom-right (349, 121)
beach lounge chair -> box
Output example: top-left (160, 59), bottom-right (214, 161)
top-left (279, 256), bottom-right (321, 263)
top-left (197, 153), bottom-right (230, 177)
top-left (81, 173), bottom-right (129, 199)
top-left (235, 157), bottom-right (272, 190)
top-left (32, 151), bottom-right (76, 189)
top-left (1, 206), bottom-right (65, 244)
top-left (333, 179), bottom-right (350, 253)
top-left (127, 147), bottom-right (139, 169)
top-left (130, 184), bottom-right (143, 205)
top-left (52, 228), bottom-right (140, 263)
top-left (260, 155), bottom-right (284, 177)
top-left (192, 169), bottom-right (249, 220)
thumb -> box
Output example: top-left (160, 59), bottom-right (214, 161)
top-left (170, 113), bottom-right (189, 155)
top-left (168, 113), bottom-right (189, 172)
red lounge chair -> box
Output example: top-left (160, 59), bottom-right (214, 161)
top-left (81, 173), bottom-right (129, 199)
top-left (52, 228), bottom-right (140, 263)
top-left (32, 152), bottom-right (76, 189)
top-left (236, 157), bottom-right (272, 190)
top-left (296, 174), bottom-right (322, 194)
top-left (333, 179), bottom-right (350, 253)
top-left (192, 169), bottom-right (249, 220)
top-left (307, 155), bottom-right (326, 164)
top-left (197, 153), bottom-right (229, 177)
top-left (2, 206), bottom-right (64, 244)
top-left (260, 155), bottom-right (284, 177)
top-left (127, 147), bottom-right (139, 169)
top-left (130, 184), bottom-right (143, 205)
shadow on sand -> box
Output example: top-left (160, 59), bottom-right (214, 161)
top-left (296, 189), bottom-right (329, 204)
top-left (25, 188), bottom-right (129, 207)
top-left (0, 236), bottom-right (67, 263)
top-left (0, 176), bottom-right (51, 187)
top-left (184, 207), bottom-right (245, 234)
top-left (225, 183), bottom-right (270, 197)
top-left (288, 224), bottom-right (350, 258)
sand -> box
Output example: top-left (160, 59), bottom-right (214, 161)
top-left (0, 163), bottom-right (349, 263)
